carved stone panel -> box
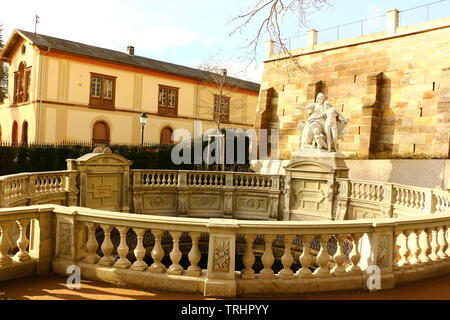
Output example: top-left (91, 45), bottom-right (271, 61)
top-left (235, 196), bottom-right (268, 213)
top-left (374, 233), bottom-right (393, 271)
top-left (144, 194), bottom-right (176, 210)
top-left (86, 174), bottom-right (121, 210)
top-left (348, 206), bottom-right (384, 220)
top-left (213, 237), bottom-right (230, 273)
top-left (290, 179), bottom-right (328, 212)
top-left (59, 222), bottom-right (72, 257)
top-left (189, 194), bottom-right (221, 211)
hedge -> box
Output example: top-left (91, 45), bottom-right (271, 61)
top-left (0, 139), bottom-right (251, 176)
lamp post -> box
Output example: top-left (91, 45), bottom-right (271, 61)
top-left (139, 112), bottom-right (148, 147)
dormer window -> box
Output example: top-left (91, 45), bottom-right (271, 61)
top-left (13, 61), bottom-right (31, 104)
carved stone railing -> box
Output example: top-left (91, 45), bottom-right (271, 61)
top-left (337, 179), bottom-right (450, 220)
top-left (131, 169), bottom-right (282, 220)
top-left (2, 204), bottom-right (450, 297)
top-left (0, 171), bottom-right (79, 208)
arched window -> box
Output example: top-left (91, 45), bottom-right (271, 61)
top-left (14, 61), bottom-right (31, 104)
top-left (21, 121), bottom-right (28, 145)
top-left (160, 126), bottom-right (173, 145)
top-left (92, 121), bottom-right (110, 145)
top-left (11, 121), bottom-right (18, 145)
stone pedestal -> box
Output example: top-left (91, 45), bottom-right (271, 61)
top-left (67, 151), bottom-right (133, 212)
top-left (283, 150), bottom-right (349, 221)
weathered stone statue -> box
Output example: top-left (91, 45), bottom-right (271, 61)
top-left (296, 92), bottom-right (347, 152)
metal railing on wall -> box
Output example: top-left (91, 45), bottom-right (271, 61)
top-left (399, 0), bottom-right (450, 27)
top-left (275, 0), bottom-right (450, 51)
top-left (317, 14), bottom-right (386, 45)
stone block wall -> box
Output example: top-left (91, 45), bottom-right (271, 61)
top-left (257, 16), bottom-right (450, 158)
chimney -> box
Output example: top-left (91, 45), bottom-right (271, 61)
top-left (127, 46), bottom-right (135, 56)
top-left (221, 69), bottom-right (227, 77)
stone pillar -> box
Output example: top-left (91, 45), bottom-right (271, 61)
top-left (359, 226), bottom-right (395, 291)
top-left (0, 180), bottom-right (4, 208)
top-left (204, 219), bottom-right (238, 298)
top-left (335, 179), bottom-right (350, 220)
top-left (265, 40), bottom-right (275, 59)
top-left (424, 189), bottom-right (437, 214)
top-left (29, 207), bottom-right (55, 275)
top-left (66, 171), bottom-right (79, 207)
top-left (178, 172), bottom-right (188, 216)
top-left (360, 72), bottom-right (383, 158)
top-left (386, 9), bottom-right (399, 35)
top-left (382, 184), bottom-right (395, 218)
top-left (306, 29), bottom-right (318, 51)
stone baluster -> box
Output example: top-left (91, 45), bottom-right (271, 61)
top-left (348, 233), bottom-right (363, 275)
top-left (418, 229), bottom-right (432, 265)
top-left (149, 230), bottom-right (166, 273)
top-left (259, 235), bottom-right (276, 279)
top-left (332, 234), bottom-right (347, 277)
top-left (14, 219), bottom-right (31, 262)
top-left (279, 235), bottom-right (295, 279)
top-left (438, 226), bottom-right (448, 260)
top-left (84, 222), bottom-right (100, 264)
top-left (429, 227), bottom-right (440, 262)
top-left (114, 226), bottom-right (131, 269)
top-left (98, 225), bottom-right (115, 266)
top-left (241, 234), bottom-right (257, 280)
top-left (0, 223), bottom-right (13, 266)
top-left (314, 234), bottom-right (333, 278)
top-left (398, 231), bottom-right (411, 268)
top-left (186, 232), bottom-right (202, 277)
top-left (409, 230), bottom-right (421, 266)
top-left (446, 226), bottom-right (450, 258)
top-left (168, 231), bottom-right (183, 275)
top-left (297, 235), bottom-right (313, 278)
top-left (392, 231), bottom-right (401, 271)
top-left (131, 228), bottom-right (148, 271)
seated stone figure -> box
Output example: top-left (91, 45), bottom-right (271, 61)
top-left (312, 127), bottom-right (327, 151)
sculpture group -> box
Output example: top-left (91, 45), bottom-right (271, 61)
top-left (297, 93), bottom-right (347, 153)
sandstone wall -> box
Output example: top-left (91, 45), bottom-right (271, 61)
top-left (257, 17), bottom-right (450, 158)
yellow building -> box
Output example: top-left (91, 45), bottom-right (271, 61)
top-left (0, 30), bottom-right (260, 145)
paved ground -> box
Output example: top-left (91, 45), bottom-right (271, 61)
top-left (1, 273), bottom-right (450, 300)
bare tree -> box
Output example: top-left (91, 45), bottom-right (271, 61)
top-left (197, 60), bottom-right (252, 131)
top-left (0, 23), bottom-right (7, 103)
top-left (229, 0), bottom-right (333, 62)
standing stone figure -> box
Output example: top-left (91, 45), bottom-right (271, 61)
top-left (323, 102), bottom-right (347, 152)
top-left (296, 92), bottom-right (347, 152)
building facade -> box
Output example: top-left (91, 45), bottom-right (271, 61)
top-left (0, 30), bottom-right (260, 145)
top-left (256, 9), bottom-right (450, 158)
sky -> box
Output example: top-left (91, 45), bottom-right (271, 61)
top-left (1, 0), bottom-right (448, 83)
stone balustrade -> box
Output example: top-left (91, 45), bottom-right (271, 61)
top-left (0, 171), bottom-right (79, 208)
top-left (2, 204), bottom-right (450, 297)
top-left (1, 167), bottom-right (450, 221)
top-left (131, 169), bottom-right (282, 220)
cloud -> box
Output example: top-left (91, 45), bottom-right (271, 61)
top-left (193, 56), bottom-right (263, 83)
top-left (1, 0), bottom-right (203, 53)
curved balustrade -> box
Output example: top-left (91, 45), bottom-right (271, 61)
top-left (394, 185), bottom-right (428, 211)
top-left (0, 171), bottom-right (78, 208)
top-left (349, 180), bottom-right (385, 202)
top-left (187, 171), bottom-right (226, 187)
top-left (234, 173), bottom-right (273, 189)
top-left (133, 170), bottom-right (179, 187)
top-left (2, 204), bottom-right (450, 297)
